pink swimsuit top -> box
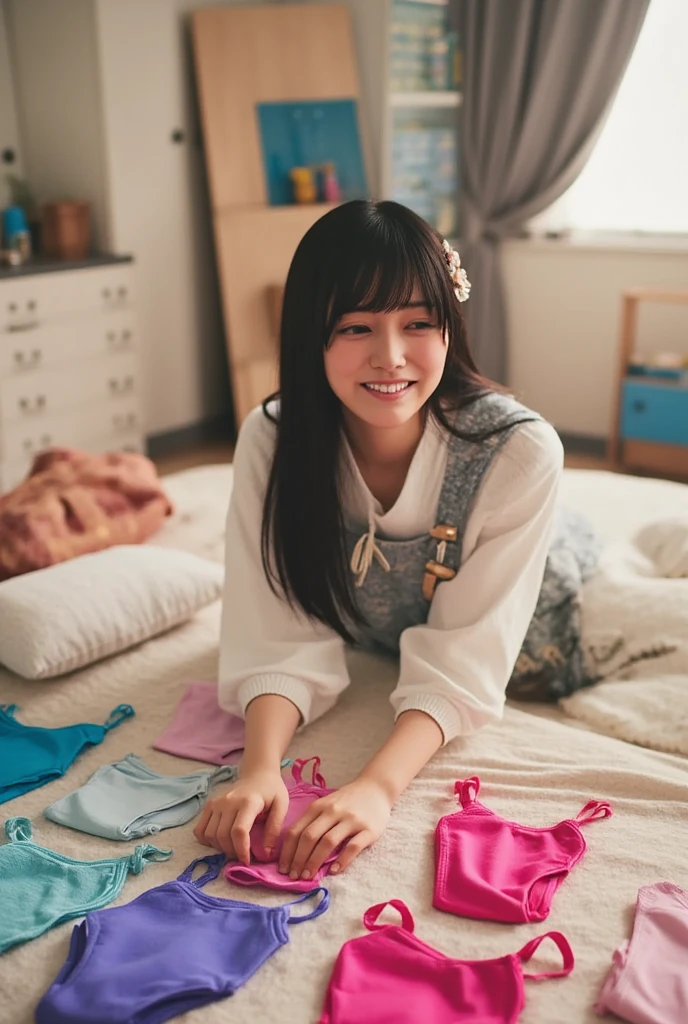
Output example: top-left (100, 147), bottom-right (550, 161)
top-left (318, 899), bottom-right (574, 1024)
top-left (225, 757), bottom-right (339, 892)
top-left (434, 777), bottom-right (612, 923)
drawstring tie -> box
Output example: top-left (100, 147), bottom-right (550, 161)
top-left (350, 513), bottom-right (390, 588)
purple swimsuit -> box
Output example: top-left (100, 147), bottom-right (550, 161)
top-left (36, 853), bottom-right (329, 1024)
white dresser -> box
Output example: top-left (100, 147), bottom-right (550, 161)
top-left (0, 258), bottom-right (143, 493)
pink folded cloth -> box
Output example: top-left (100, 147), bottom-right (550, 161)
top-left (225, 757), bottom-right (340, 892)
top-left (154, 681), bottom-right (245, 765)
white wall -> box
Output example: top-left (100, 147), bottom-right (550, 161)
top-left (502, 239), bottom-right (688, 438)
top-left (5, 0), bottom-right (111, 249)
top-left (0, 1), bottom-right (23, 205)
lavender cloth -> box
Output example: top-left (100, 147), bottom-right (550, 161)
top-left (153, 681), bottom-right (245, 764)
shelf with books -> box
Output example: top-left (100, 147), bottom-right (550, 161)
top-left (384, 0), bottom-right (462, 237)
top-left (389, 90), bottom-right (462, 108)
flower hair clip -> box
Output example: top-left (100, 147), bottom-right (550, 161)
top-left (442, 240), bottom-right (471, 302)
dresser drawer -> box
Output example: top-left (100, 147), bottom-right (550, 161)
top-left (1, 432), bottom-right (144, 495)
top-left (0, 399), bottom-right (142, 463)
top-left (621, 380), bottom-right (688, 446)
top-left (0, 310), bottom-right (137, 377)
top-left (0, 265), bottom-right (135, 332)
top-left (0, 352), bottom-right (140, 423)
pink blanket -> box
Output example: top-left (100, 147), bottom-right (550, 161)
top-left (0, 447), bottom-right (172, 580)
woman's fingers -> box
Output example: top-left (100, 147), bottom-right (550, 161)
top-left (230, 800), bottom-right (262, 865)
top-left (301, 821), bottom-right (351, 880)
top-left (193, 804), bottom-right (213, 846)
top-left (330, 830), bottom-right (374, 875)
top-left (263, 788), bottom-right (289, 856)
top-left (285, 812), bottom-right (342, 880)
top-left (278, 805), bottom-right (321, 876)
top-left (201, 808), bottom-right (229, 854)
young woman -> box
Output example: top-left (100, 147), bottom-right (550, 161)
top-left (194, 199), bottom-right (564, 883)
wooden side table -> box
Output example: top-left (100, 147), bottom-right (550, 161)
top-left (609, 289), bottom-right (688, 479)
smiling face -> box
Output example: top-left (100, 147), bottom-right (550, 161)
top-left (324, 293), bottom-right (448, 431)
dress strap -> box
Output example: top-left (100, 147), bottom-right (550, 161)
top-left (455, 776), bottom-right (480, 808)
top-left (177, 853), bottom-right (226, 887)
top-left (292, 756), bottom-right (327, 788)
top-left (5, 817), bottom-right (33, 843)
top-left (208, 764), bottom-right (238, 785)
top-left (128, 844), bottom-right (173, 874)
top-left (518, 931), bottom-right (575, 980)
top-left (286, 887), bottom-right (330, 923)
top-left (103, 704), bottom-right (135, 732)
top-left (0, 703), bottom-right (18, 718)
top-left (363, 900), bottom-right (415, 934)
top-left (575, 799), bottom-right (613, 825)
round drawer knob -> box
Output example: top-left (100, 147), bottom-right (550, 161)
top-left (632, 399), bottom-right (646, 413)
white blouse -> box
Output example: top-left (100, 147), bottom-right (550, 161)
top-left (217, 405), bottom-right (564, 744)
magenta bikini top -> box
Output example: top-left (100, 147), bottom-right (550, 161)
top-left (318, 899), bottom-right (574, 1024)
top-left (434, 776), bottom-right (612, 923)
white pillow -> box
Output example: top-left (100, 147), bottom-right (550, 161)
top-left (0, 545), bottom-right (224, 679)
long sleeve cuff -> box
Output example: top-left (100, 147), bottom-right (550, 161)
top-left (237, 674), bottom-right (313, 724)
top-left (393, 693), bottom-right (466, 745)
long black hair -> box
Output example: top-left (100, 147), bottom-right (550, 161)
top-left (261, 199), bottom-right (497, 641)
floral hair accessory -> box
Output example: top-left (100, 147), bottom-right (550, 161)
top-left (442, 240), bottom-right (471, 302)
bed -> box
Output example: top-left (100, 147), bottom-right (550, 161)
top-left (1, 464), bottom-right (686, 1024)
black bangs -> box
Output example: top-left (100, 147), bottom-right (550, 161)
top-left (317, 201), bottom-right (456, 342)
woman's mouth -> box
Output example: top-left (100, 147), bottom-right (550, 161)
top-left (361, 381), bottom-right (415, 400)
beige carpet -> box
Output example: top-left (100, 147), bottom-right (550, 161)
top-left (0, 465), bottom-right (686, 1024)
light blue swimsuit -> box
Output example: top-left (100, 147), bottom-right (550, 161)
top-left (44, 753), bottom-right (237, 840)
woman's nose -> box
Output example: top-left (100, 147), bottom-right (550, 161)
top-left (369, 330), bottom-right (406, 370)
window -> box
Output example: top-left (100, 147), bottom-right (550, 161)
top-left (530, 0), bottom-right (688, 235)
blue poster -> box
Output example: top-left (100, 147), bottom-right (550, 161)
top-left (257, 99), bottom-right (368, 205)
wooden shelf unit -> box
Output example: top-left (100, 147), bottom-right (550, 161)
top-left (609, 289), bottom-right (688, 479)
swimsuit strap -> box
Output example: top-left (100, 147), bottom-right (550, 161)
top-left (363, 900), bottom-right (415, 934)
top-left (292, 756), bottom-right (327, 789)
top-left (103, 704), bottom-right (135, 732)
top-left (128, 844), bottom-right (173, 874)
top-left (208, 764), bottom-right (238, 785)
top-left (5, 817), bottom-right (33, 843)
top-left (0, 703), bottom-right (18, 717)
top-left (575, 799), bottom-right (613, 825)
top-left (177, 852), bottom-right (226, 887)
top-left (455, 776), bottom-right (480, 807)
top-left (286, 887), bottom-right (330, 923)
top-left (518, 931), bottom-right (575, 980)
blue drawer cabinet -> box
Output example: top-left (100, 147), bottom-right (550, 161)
top-left (621, 380), bottom-right (688, 446)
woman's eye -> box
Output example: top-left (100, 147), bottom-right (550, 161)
top-left (338, 324), bottom-right (371, 335)
top-left (407, 320), bottom-right (436, 330)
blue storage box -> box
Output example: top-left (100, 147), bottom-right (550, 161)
top-left (621, 379), bottom-right (688, 446)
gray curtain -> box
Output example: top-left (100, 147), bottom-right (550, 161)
top-left (457, 0), bottom-right (650, 382)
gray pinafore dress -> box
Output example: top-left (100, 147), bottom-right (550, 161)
top-left (344, 392), bottom-right (602, 701)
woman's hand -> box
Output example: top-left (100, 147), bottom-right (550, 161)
top-left (278, 776), bottom-right (392, 881)
top-left (193, 768), bottom-right (289, 863)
